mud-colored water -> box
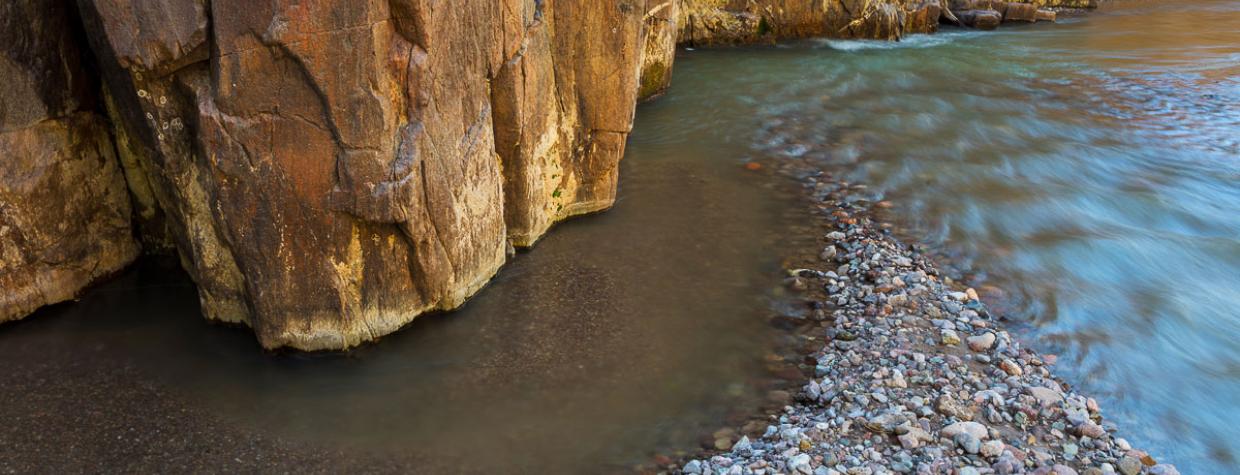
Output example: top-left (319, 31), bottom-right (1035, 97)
top-left (0, 55), bottom-right (816, 471)
top-left (3, 1), bottom-right (1236, 473)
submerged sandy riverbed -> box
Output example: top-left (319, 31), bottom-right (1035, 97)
top-left (2, 2), bottom-right (1236, 473)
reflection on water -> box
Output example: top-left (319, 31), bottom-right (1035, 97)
top-left (734, 1), bottom-right (1237, 471)
top-left (0, 72), bottom-right (813, 471)
top-left (2, 1), bottom-right (1236, 472)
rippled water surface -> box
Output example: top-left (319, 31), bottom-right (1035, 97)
top-left (714, 1), bottom-right (1236, 471)
top-left (1, 52), bottom-right (815, 474)
top-left (3, 1), bottom-right (1237, 473)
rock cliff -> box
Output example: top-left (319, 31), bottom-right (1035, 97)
top-left (0, 1), bottom-right (138, 323)
top-left (69, 0), bottom-right (652, 349)
top-left (679, 0), bottom-right (944, 44)
top-left (1, 0), bottom-right (1087, 350)
top-left (677, 0), bottom-right (1067, 44)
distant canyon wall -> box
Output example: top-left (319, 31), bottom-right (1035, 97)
top-left (1, 0), bottom-right (1086, 350)
top-left (674, 0), bottom-right (1083, 47)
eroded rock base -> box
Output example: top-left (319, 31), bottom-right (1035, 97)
top-left (2, 0), bottom-right (1094, 350)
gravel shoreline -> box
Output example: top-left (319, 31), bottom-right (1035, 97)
top-left (670, 163), bottom-right (1181, 475)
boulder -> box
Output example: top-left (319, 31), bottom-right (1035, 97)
top-left (957, 10), bottom-right (1004, 30)
top-left (0, 0), bottom-right (138, 323)
top-left (907, 2), bottom-right (944, 35)
top-left (1004, 3), bottom-right (1040, 22)
top-left (0, 0), bottom-right (1099, 348)
top-left (679, 0), bottom-right (953, 44)
top-left (74, 0), bottom-right (646, 350)
top-left (1028, 0), bottom-right (1096, 7)
top-left (1036, 9), bottom-right (1058, 22)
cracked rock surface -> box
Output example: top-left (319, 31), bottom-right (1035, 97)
top-left (0, 0), bottom-right (139, 323)
top-left (3, 0), bottom-right (1092, 350)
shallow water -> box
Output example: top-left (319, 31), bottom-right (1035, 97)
top-left (0, 72), bottom-right (814, 472)
top-left (729, 1), bottom-right (1237, 471)
top-left (3, 1), bottom-right (1237, 472)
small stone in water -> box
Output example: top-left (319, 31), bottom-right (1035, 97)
top-left (955, 432), bottom-right (981, 454)
top-left (1077, 422), bottom-right (1105, 438)
top-left (888, 371), bottom-right (907, 388)
top-left (981, 439), bottom-right (1004, 458)
top-left (942, 421), bottom-right (988, 440)
top-left (788, 453), bottom-right (813, 474)
top-left (941, 329), bottom-right (961, 346)
top-left (1117, 457), bottom-right (1141, 475)
top-left (684, 460), bottom-right (703, 474)
top-left (1149, 465), bottom-right (1181, 475)
top-left (999, 359), bottom-right (1023, 376)
top-left (820, 246), bottom-right (837, 261)
top-left (968, 333), bottom-right (996, 352)
top-left (732, 436), bottom-right (751, 452)
top-left (1028, 386), bottom-right (1064, 407)
top-left (1116, 438), bottom-right (1132, 451)
top-left (1064, 442), bottom-right (1079, 459)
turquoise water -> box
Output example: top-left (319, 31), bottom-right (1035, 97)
top-left (2, 1), bottom-right (1236, 472)
top-left (664, 1), bottom-right (1237, 471)
top-left (1, 45), bottom-right (815, 472)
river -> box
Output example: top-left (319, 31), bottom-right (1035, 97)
top-left (2, 1), bottom-right (1236, 473)
top-left (733, 1), bottom-right (1237, 471)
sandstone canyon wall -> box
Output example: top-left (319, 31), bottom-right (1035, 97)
top-left (70, 0), bottom-right (652, 350)
top-left (0, 1), bottom-right (138, 323)
top-left (678, 0), bottom-right (944, 44)
top-left (1, 0), bottom-right (1085, 350)
top-left (676, 0), bottom-right (1077, 45)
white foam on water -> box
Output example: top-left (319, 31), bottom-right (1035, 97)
top-left (815, 31), bottom-right (981, 51)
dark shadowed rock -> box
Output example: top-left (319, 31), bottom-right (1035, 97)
top-left (0, 0), bottom-right (138, 323)
top-left (957, 9), bottom-right (1003, 30)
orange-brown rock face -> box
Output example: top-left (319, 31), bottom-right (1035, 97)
top-left (494, 1), bottom-right (647, 246)
top-left (639, 1), bottom-right (681, 101)
top-left (0, 0), bottom-right (139, 323)
top-left (678, 0), bottom-right (947, 44)
top-left (674, 0), bottom-right (1071, 46)
top-left (70, 0), bottom-right (649, 349)
top-left (1, 0), bottom-right (1090, 349)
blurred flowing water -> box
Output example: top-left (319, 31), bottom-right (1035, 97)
top-left (709, 0), bottom-right (1235, 471)
top-left (2, 1), bottom-right (1237, 473)
top-left (0, 30), bottom-right (818, 473)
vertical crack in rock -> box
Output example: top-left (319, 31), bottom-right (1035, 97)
top-left (0, 0), bottom-right (139, 323)
top-left (3, 0), bottom-right (1084, 349)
